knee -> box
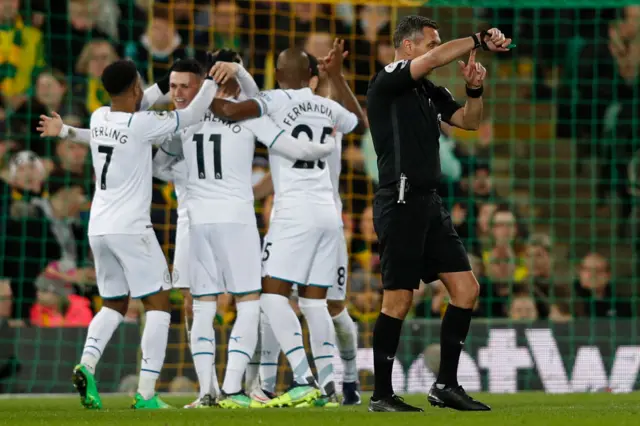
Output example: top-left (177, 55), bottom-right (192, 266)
top-left (141, 290), bottom-right (171, 313)
top-left (327, 300), bottom-right (345, 317)
top-left (298, 296), bottom-right (327, 314)
top-left (446, 273), bottom-right (479, 309)
top-left (103, 297), bottom-right (129, 317)
top-left (381, 290), bottom-right (413, 320)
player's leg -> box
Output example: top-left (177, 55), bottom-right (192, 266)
top-left (186, 224), bottom-right (223, 408)
top-left (252, 310), bottom-right (280, 401)
top-left (260, 222), bottom-right (320, 407)
top-left (369, 192), bottom-right (428, 413)
top-left (326, 232), bottom-right (360, 405)
top-left (212, 224), bottom-right (263, 408)
top-left (120, 231), bottom-right (173, 409)
top-left (426, 206), bottom-right (489, 411)
top-left (295, 227), bottom-right (343, 407)
top-left (73, 236), bottom-right (129, 410)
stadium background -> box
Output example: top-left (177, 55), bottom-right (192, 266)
top-left (1, 0), bottom-right (639, 395)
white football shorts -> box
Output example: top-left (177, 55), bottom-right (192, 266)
top-left (172, 215), bottom-right (190, 289)
top-left (189, 223), bottom-right (262, 297)
top-left (90, 229), bottom-right (171, 299)
top-left (326, 231), bottom-right (348, 301)
top-left (262, 221), bottom-right (341, 288)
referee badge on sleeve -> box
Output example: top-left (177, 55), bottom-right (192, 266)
top-left (385, 60), bottom-right (408, 73)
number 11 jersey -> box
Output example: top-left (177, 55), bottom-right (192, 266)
top-left (179, 111), bottom-right (285, 226)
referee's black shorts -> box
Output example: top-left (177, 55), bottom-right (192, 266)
top-left (373, 188), bottom-right (471, 291)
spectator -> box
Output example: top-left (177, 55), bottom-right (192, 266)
top-left (508, 295), bottom-right (539, 321)
top-left (12, 69), bottom-right (86, 158)
top-left (483, 205), bottom-right (528, 282)
top-left (304, 32), bottom-right (333, 59)
top-left (48, 0), bottom-right (111, 76)
top-left (349, 205), bottom-right (381, 322)
top-left (1, 165), bottom-right (88, 323)
top-left (0, 0), bottom-right (46, 107)
top-left (29, 262), bottom-right (93, 327)
top-left (574, 253), bottom-right (632, 318)
top-left (476, 201), bottom-right (497, 242)
top-left (74, 39), bottom-right (118, 113)
top-left (521, 233), bottom-right (572, 321)
top-left (50, 136), bottom-right (92, 197)
top-left (129, 6), bottom-right (188, 85)
top-left (117, 0), bottom-right (149, 45)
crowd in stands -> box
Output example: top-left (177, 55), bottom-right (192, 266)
top-left (0, 0), bottom-right (636, 330)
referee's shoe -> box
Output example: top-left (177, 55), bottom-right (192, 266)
top-left (368, 395), bottom-right (423, 412)
top-left (427, 384), bottom-right (491, 411)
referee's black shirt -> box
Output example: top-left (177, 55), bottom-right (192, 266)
top-left (367, 59), bottom-right (462, 190)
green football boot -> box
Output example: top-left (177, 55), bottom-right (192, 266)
top-left (218, 392), bottom-right (264, 409)
top-left (265, 378), bottom-right (320, 408)
top-left (295, 392), bottom-right (340, 408)
top-left (131, 393), bottom-right (173, 410)
top-left (72, 364), bottom-right (102, 410)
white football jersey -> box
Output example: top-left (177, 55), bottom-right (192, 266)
top-left (88, 108), bottom-right (183, 236)
top-left (253, 88), bottom-right (357, 215)
top-left (157, 134), bottom-right (189, 218)
top-left (327, 132), bottom-right (344, 225)
top-left (178, 111), bottom-right (285, 225)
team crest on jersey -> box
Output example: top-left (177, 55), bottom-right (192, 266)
top-left (385, 60), bottom-right (408, 73)
top-left (258, 91), bottom-right (272, 101)
top-left (163, 268), bottom-right (172, 284)
top-left (172, 268), bottom-right (180, 284)
top-left (154, 111), bottom-right (174, 120)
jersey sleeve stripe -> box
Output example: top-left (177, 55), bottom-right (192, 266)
top-left (252, 98), bottom-right (266, 117)
top-left (281, 90), bottom-right (292, 100)
top-left (127, 114), bottom-right (134, 127)
top-left (269, 129), bottom-right (285, 148)
top-left (174, 111), bottom-right (181, 133)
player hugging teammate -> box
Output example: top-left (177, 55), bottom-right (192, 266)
top-left (39, 42), bottom-right (366, 410)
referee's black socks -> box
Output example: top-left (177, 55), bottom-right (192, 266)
top-left (436, 304), bottom-right (473, 387)
top-left (372, 312), bottom-right (403, 399)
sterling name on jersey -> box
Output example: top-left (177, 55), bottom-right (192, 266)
top-left (88, 108), bottom-right (183, 236)
top-left (253, 88), bottom-right (357, 209)
top-left (179, 110), bottom-right (285, 225)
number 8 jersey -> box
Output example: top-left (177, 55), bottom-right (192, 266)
top-left (253, 88), bottom-right (358, 222)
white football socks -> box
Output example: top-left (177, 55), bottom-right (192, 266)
top-left (260, 293), bottom-right (312, 385)
top-left (245, 338), bottom-right (260, 392)
top-left (298, 297), bottom-right (337, 395)
top-left (137, 310), bottom-right (171, 399)
top-left (222, 299), bottom-right (260, 394)
top-left (190, 299), bottom-right (217, 398)
top-left (80, 307), bottom-right (124, 374)
top-left (332, 307), bottom-right (358, 383)
top-left (258, 310), bottom-right (281, 394)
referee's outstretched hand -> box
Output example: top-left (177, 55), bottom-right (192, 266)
top-left (482, 28), bottom-right (512, 52)
top-left (458, 50), bottom-right (487, 89)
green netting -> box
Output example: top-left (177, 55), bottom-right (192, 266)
top-left (0, 0), bottom-right (639, 395)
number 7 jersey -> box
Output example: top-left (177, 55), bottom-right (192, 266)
top-left (253, 88), bottom-right (358, 210)
top-left (88, 107), bottom-right (184, 236)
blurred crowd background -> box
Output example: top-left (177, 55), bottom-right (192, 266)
top-left (0, 0), bottom-right (639, 333)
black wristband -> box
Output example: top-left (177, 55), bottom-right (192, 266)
top-left (205, 75), bottom-right (213, 81)
top-left (470, 33), bottom-right (482, 50)
top-left (479, 30), bottom-right (490, 51)
top-left (466, 85), bottom-right (483, 98)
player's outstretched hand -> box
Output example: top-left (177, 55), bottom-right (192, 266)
top-left (210, 61), bottom-right (240, 85)
top-left (319, 38), bottom-right (349, 76)
top-left (481, 28), bottom-right (512, 52)
top-left (458, 50), bottom-right (487, 88)
top-left (37, 112), bottom-right (63, 138)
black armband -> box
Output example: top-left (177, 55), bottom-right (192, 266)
top-left (204, 75), bottom-right (213, 81)
top-left (470, 32), bottom-right (490, 51)
top-left (466, 85), bottom-right (483, 98)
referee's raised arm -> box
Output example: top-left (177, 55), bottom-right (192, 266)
top-left (366, 15), bottom-right (511, 413)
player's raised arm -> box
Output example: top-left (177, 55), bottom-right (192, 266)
top-left (210, 97), bottom-right (261, 121)
top-left (209, 61), bottom-right (260, 98)
top-left (242, 116), bottom-right (336, 161)
top-left (152, 137), bottom-right (182, 181)
top-left (320, 39), bottom-right (367, 133)
top-left (37, 112), bottom-right (91, 144)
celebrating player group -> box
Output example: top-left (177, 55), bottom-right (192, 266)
top-left (38, 39), bottom-right (366, 410)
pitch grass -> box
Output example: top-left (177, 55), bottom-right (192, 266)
top-left (1, 393), bottom-right (639, 426)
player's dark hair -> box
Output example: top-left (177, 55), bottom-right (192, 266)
top-left (393, 15), bottom-right (439, 49)
top-left (171, 58), bottom-right (205, 76)
top-left (306, 53), bottom-right (320, 78)
top-left (101, 60), bottom-right (139, 96)
top-left (209, 48), bottom-right (243, 65)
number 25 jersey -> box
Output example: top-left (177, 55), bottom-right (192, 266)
top-left (253, 88), bottom-right (358, 216)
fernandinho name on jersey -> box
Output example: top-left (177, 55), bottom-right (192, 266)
top-left (281, 101), bottom-right (334, 127)
top-left (92, 126), bottom-right (129, 144)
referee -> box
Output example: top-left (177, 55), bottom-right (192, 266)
top-left (366, 16), bottom-right (511, 412)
